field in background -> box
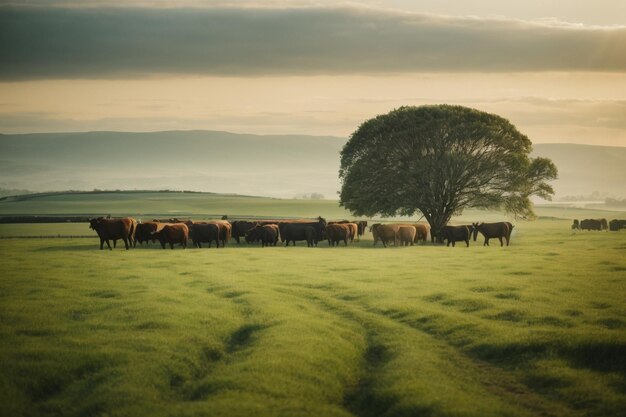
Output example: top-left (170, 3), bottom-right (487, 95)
top-left (1, 193), bottom-right (625, 417)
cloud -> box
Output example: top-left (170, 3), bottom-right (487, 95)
top-left (1, 4), bottom-right (625, 80)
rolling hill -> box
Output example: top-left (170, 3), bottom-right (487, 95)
top-left (1, 130), bottom-right (624, 200)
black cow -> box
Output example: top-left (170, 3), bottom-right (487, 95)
top-left (189, 223), bottom-right (220, 248)
top-left (441, 225), bottom-right (471, 247)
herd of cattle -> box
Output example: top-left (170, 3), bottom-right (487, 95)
top-left (572, 218), bottom-right (626, 231)
top-left (87, 217), bottom-right (519, 250)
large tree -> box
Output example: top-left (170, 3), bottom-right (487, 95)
top-left (339, 105), bottom-right (557, 239)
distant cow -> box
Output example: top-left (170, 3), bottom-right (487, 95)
top-left (89, 217), bottom-right (136, 250)
top-left (441, 225), bottom-right (471, 247)
top-left (326, 223), bottom-right (351, 246)
top-left (152, 224), bottom-right (189, 249)
top-left (472, 222), bottom-right (512, 246)
top-left (580, 219), bottom-right (606, 231)
top-left (571, 219), bottom-right (580, 230)
top-left (186, 220), bottom-right (232, 247)
top-left (346, 223), bottom-right (358, 242)
top-left (398, 226), bottom-right (416, 246)
top-left (189, 223), bottom-right (220, 248)
top-left (609, 219), bottom-right (626, 231)
top-left (134, 221), bottom-right (164, 246)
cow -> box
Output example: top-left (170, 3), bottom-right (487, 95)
top-left (231, 220), bottom-right (258, 244)
top-left (472, 222), bottom-right (511, 246)
top-left (189, 223), bottom-right (220, 248)
top-left (185, 220), bottom-right (232, 247)
top-left (398, 226), bottom-right (416, 246)
top-left (376, 224), bottom-right (398, 247)
top-left (609, 219), bottom-right (626, 231)
top-left (246, 224), bottom-right (279, 247)
top-left (346, 223), bottom-right (358, 242)
top-left (89, 217), bottom-right (136, 250)
top-left (580, 219), bottom-right (606, 231)
top-left (441, 225), bottom-right (471, 247)
top-left (326, 223), bottom-right (351, 246)
top-left (281, 217), bottom-right (326, 246)
top-left (412, 223), bottom-right (430, 243)
top-left (152, 223), bottom-right (189, 249)
top-left (284, 224), bottom-right (317, 247)
top-left (370, 223), bottom-right (382, 245)
top-left (134, 221), bottom-right (164, 246)
top-left (571, 219), bottom-right (580, 230)
top-left (356, 221), bottom-right (368, 239)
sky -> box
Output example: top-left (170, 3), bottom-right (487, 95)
top-left (1, 0), bottom-right (625, 146)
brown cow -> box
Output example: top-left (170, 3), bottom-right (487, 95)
top-left (346, 223), bottom-right (358, 242)
top-left (152, 224), bottom-right (189, 249)
top-left (326, 223), bottom-right (351, 246)
top-left (377, 224), bottom-right (398, 247)
top-left (398, 226), bottom-right (416, 246)
top-left (89, 217), bottom-right (136, 250)
top-left (246, 224), bottom-right (279, 247)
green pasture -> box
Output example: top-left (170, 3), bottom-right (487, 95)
top-left (1, 218), bottom-right (625, 417)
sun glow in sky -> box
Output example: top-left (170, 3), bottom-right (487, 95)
top-left (1, 0), bottom-right (625, 145)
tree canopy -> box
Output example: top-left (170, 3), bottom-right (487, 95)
top-left (339, 105), bottom-right (557, 238)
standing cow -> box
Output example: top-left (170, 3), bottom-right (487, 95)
top-left (134, 221), bottom-right (164, 246)
top-left (326, 223), bottom-right (351, 246)
top-left (189, 223), bottom-right (220, 248)
top-left (472, 222), bottom-right (512, 246)
top-left (441, 225), bottom-right (471, 247)
top-left (398, 226), bottom-right (416, 246)
top-left (152, 224), bottom-right (189, 249)
top-left (89, 217), bottom-right (136, 250)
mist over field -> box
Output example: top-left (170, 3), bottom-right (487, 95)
top-left (1, 130), bottom-right (624, 200)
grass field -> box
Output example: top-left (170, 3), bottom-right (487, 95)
top-left (1, 192), bottom-right (624, 416)
top-left (1, 216), bottom-right (625, 417)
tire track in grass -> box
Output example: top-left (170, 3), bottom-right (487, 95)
top-left (280, 284), bottom-right (572, 417)
top-left (170, 286), bottom-right (269, 402)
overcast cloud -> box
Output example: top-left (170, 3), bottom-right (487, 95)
top-left (1, 5), bottom-right (625, 80)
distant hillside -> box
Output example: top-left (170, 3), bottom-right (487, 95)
top-left (0, 130), bottom-right (344, 199)
top-left (531, 143), bottom-right (626, 200)
top-left (0, 130), bottom-right (624, 199)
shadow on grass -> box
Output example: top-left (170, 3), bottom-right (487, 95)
top-left (470, 339), bottom-right (626, 375)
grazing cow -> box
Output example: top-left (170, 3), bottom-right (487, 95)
top-left (580, 219), bottom-right (605, 231)
top-left (441, 225), bottom-right (471, 247)
top-left (89, 217), bottom-right (136, 250)
top-left (281, 217), bottom-right (326, 247)
top-left (134, 221), bottom-right (164, 246)
top-left (376, 224), bottom-right (398, 247)
top-left (189, 223), bottom-right (220, 248)
top-left (609, 219), bottom-right (626, 231)
top-left (152, 224), bottom-right (189, 249)
top-left (571, 219), bottom-right (580, 230)
top-left (398, 226), bottom-right (416, 246)
top-left (326, 223), bottom-right (351, 246)
top-left (472, 222), bottom-right (511, 246)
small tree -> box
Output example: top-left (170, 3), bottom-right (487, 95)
top-left (339, 105), bottom-right (557, 239)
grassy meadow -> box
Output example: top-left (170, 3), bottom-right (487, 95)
top-left (0, 192), bottom-right (625, 417)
